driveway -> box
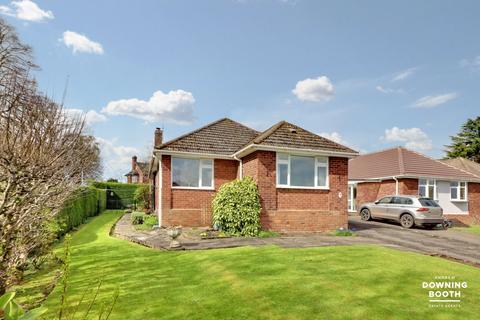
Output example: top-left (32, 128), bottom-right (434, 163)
top-left (349, 215), bottom-right (480, 266)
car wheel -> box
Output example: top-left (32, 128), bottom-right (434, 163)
top-left (400, 214), bottom-right (414, 229)
top-left (360, 208), bottom-right (371, 221)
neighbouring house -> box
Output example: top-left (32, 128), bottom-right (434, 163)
top-left (149, 118), bottom-right (358, 232)
top-left (125, 156), bottom-right (150, 184)
top-left (348, 147), bottom-right (480, 225)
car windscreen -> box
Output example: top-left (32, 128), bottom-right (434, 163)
top-left (419, 198), bottom-right (440, 207)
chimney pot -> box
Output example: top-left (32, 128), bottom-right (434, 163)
top-left (154, 127), bottom-right (163, 148)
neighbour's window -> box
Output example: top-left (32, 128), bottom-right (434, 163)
top-left (276, 153), bottom-right (328, 188)
top-left (171, 157), bottom-right (213, 188)
top-left (377, 197), bottom-right (393, 204)
top-left (418, 179), bottom-right (437, 199)
top-left (450, 181), bottom-right (467, 201)
top-left (132, 175), bottom-right (138, 183)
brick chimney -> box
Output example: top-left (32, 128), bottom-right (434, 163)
top-left (154, 127), bottom-right (163, 148)
top-left (132, 155), bottom-right (137, 170)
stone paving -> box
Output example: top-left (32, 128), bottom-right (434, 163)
top-left (112, 213), bottom-right (382, 250)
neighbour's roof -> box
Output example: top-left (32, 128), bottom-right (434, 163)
top-left (157, 118), bottom-right (259, 155)
top-left (124, 162), bottom-right (148, 176)
top-left (156, 118), bottom-right (358, 157)
top-left (251, 121), bottom-right (357, 154)
top-left (349, 147), bottom-right (479, 181)
top-left (441, 158), bottom-right (480, 178)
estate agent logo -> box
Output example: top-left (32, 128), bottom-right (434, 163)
top-left (422, 276), bottom-right (467, 308)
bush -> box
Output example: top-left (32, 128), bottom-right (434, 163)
top-left (131, 212), bottom-right (146, 225)
top-left (212, 177), bottom-right (261, 236)
top-left (133, 184), bottom-right (151, 211)
top-left (56, 186), bottom-right (107, 237)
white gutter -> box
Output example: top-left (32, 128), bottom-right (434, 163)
top-left (349, 174), bottom-right (480, 184)
top-left (154, 149), bottom-right (233, 160)
top-left (233, 144), bottom-right (359, 159)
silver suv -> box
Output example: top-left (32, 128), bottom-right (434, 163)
top-left (358, 195), bottom-right (444, 229)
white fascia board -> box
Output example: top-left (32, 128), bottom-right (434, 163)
top-left (154, 149), bottom-right (234, 160)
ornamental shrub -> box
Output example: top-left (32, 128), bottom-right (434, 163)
top-left (212, 177), bottom-right (261, 236)
top-left (131, 212), bottom-right (146, 225)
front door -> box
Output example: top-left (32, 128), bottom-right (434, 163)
top-left (348, 184), bottom-right (357, 212)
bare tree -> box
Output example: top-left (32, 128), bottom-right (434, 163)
top-left (0, 18), bottom-right (101, 293)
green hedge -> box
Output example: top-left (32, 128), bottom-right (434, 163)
top-left (56, 186), bottom-right (106, 237)
top-left (90, 181), bottom-right (139, 209)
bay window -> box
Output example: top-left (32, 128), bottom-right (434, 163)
top-left (418, 179), bottom-right (436, 199)
top-left (450, 181), bottom-right (467, 201)
top-left (171, 157), bottom-right (213, 188)
top-left (276, 153), bottom-right (329, 188)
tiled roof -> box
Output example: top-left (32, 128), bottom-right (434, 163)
top-left (157, 118), bottom-right (358, 157)
top-left (252, 121), bottom-right (357, 154)
top-left (158, 118), bottom-right (259, 155)
top-left (349, 147), bottom-right (479, 181)
top-left (441, 158), bottom-right (480, 178)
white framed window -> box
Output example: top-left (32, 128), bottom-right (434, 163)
top-left (171, 157), bottom-right (213, 189)
top-left (132, 175), bottom-right (138, 183)
top-left (418, 179), bottom-right (437, 200)
top-left (276, 153), bottom-right (329, 189)
top-left (450, 181), bottom-right (467, 201)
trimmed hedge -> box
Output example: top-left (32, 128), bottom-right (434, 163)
top-left (56, 186), bottom-right (106, 237)
top-left (91, 181), bottom-right (139, 209)
top-left (212, 177), bottom-right (261, 236)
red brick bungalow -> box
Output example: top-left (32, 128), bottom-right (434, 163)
top-left (149, 118), bottom-right (358, 232)
top-left (348, 147), bottom-right (480, 225)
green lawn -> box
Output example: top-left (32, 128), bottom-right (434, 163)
top-left (453, 224), bottom-right (480, 235)
top-left (21, 210), bottom-right (480, 319)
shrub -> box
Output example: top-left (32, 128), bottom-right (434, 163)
top-left (131, 212), bottom-right (146, 225)
top-left (133, 184), bottom-right (151, 211)
top-left (212, 177), bottom-right (261, 236)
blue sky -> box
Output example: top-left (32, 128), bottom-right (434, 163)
top-left (2, 0), bottom-right (479, 180)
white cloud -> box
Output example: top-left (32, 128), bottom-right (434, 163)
top-left (460, 55), bottom-right (480, 71)
top-left (61, 31), bottom-right (104, 55)
top-left (96, 137), bottom-right (139, 181)
top-left (413, 93), bottom-right (457, 108)
top-left (391, 67), bottom-right (416, 82)
top-left (382, 127), bottom-right (432, 151)
top-left (65, 109), bottom-right (108, 126)
top-left (102, 89), bottom-right (195, 124)
top-left (0, 0), bottom-right (53, 22)
top-left (292, 76), bottom-right (334, 102)
top-left (375, 85), bottom-right (404, 94)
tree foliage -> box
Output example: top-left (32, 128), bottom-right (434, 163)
top-left (445, 116), bottom-right (480, 163)
top-left (0, 18), bottom-right (102, 293)
top-left (212, 177), bottom-right (261, 236)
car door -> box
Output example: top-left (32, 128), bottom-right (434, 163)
top-left (389, 197), bottom-right (409, 220)
top-left (370, 196), bottom-right (393, 218)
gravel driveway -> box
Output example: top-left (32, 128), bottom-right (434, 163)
top-left (349, 215), bottom-right (480, 266)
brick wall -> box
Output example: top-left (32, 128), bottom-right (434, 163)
top-left (159, 155), bottom-right (238, 226)
top-left (242, 151), bottom-right (348, 232)
top-left (355, 178), bottom-right (418, 208)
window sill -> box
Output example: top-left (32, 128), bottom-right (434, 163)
top-left (450, 199), bottom-right (468, 203)
top-left (171, 186), bottom-right (215, 191)
top-left (276, 185), bottom-right (329, 190)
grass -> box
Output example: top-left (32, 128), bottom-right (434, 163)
top-left (17, 210), bottom-right (480, 319)
top-left (453, 224), bottom-right (480, 235)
